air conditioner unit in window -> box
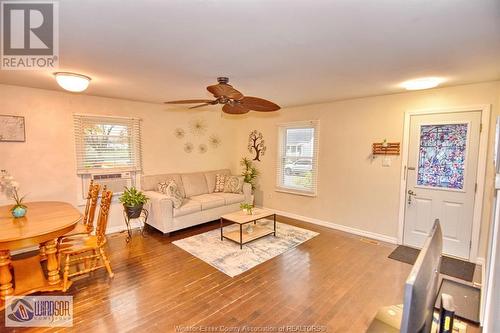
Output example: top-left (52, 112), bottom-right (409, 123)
top-left (82, 172), bottom-right (134, 199)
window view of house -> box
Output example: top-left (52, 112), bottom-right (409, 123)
top-left (278, 123), bottom-right (318, 194)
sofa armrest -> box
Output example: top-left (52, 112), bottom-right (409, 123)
top-left (242, 183), bottom-right (253, 204)
top-left (143, 191), bottom-right (174, 231)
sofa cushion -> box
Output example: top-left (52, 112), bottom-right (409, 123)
top-left (204, 169), bottom-right (231, 193)
top-left (142, 173), bottom-right (185, 197)
top-left (157, 180), bottom-right (183, 208)
top-left (212, 192), bottom-right (245, 205)
top-left (214, 174), bottom-right (226, 193)
top-left (190, 194), bottom-right (225, 210)
top-left (173, 199), bottom-right (201, 217)
top-left (181, 172), bottom-right (209, 197)
top-left (223, 175), bottom-right (244, 194)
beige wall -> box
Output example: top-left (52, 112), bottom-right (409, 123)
top-left (233, 81), bottom-right (500, 260)
top-left (0, 84), bottom-right (240, 231)
top-left (1, 81), bottom-right (499, 259)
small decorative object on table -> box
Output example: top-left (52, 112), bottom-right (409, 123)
top-left (0, 170), bottom-right (27, 218)
top-left (119, 187), bottom-right (149, 242)
top-left (240, 203), bottom-right (253, 215)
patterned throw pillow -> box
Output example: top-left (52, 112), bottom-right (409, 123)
top-left (157, 180), bottom-right (183, 208)
top-left (223, 175), bottom-right (244, 194)
top-left (214, 174), bottom-right (226, 193)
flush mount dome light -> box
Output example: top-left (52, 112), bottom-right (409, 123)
top-left (401, 77), bottom-right (444, 90)
top-left (54, 72), bottom-right (91, 92)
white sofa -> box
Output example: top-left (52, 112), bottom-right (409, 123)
top-left (141, 169), bottom-right (252, 234)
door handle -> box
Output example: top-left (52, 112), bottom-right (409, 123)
top-left (408, 189), bottom-right (417, 205)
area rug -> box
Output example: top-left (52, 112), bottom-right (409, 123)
top-left (388, 245), bottom-right (476, 282)
top-left (435, 278), bottom-right (480, 323)
top-left (173, 220), bottom-right (319, 277)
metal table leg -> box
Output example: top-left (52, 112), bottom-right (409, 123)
top-left (273, 214), bottom-right (276, 236)
top-left (220, 218), bottom-right (224, 241)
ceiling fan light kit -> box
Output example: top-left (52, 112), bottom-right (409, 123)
top-left (165, 77), bottom-right (280, 115)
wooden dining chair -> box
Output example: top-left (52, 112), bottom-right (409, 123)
top-left (58, 189), bottom-right (114, 291)
top-left (76, 179), bottom-right (101, 234)
top-left (40, 181), bottom-right (101, 261)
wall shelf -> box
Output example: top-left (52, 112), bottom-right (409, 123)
top-left (372, 142), bottom-right (400, 155)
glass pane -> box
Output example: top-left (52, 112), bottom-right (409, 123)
top-left (417, 123), bottom-right (468, 189)
top-left (83, 123), bottom-right (133, 169)
top-left (282, 127), bottom-right (315, 191)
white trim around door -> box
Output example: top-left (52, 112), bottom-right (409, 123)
top-left (397, 104), bottom-right (491, 262)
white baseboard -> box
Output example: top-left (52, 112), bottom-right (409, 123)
top-left (265, 207), bottom-right (398, 244)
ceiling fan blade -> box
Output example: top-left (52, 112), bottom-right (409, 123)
top-left (240, 96), bottom-right (280, 111)
top-left (207, 84), bottom-right (244, 100)
top-left (189, 103), bottom-right (212, 109)
top-left (164, 99), bottom-right (214, 104)
top-left (222, 104), bottom-right (250, 114)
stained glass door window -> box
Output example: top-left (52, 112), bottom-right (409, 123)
top-left (417, 123), bottom-right (468, 189)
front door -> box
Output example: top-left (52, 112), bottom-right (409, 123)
top-left (403, 111), bottom-right (481, 259)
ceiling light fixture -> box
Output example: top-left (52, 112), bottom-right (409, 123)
top-left (401, 77), bottom-right (444, 91)
top-left (54, 72), bottom-right (91, 92)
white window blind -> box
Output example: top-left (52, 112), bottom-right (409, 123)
top-left (74, 115), bottom-right (142, 174)
top-left (276, 120), bottom-right (319, 196)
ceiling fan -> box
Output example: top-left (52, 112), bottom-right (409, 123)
top-left (165, 77), bottom-right (280, 114)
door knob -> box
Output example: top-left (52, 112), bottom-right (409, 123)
top-left (408, 189), bottom-right (417, 205)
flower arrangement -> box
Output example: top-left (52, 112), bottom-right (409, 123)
top-left (240, 203), bottom-right (254, 215)
top-left (0, 170), bottom-right (27, 217)
top-left (240, 157), bottom-right (259, 190)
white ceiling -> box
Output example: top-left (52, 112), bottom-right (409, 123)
top-left (1, 0), bottom-right (499, 107)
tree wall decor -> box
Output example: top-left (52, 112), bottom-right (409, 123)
top-left (248, 130), bottom-right (266, 161)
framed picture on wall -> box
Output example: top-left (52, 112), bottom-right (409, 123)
top-left (0, 115), bottom-right (25, 142)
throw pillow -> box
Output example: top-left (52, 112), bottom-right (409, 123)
top-left (214, 174), bottom-right (226, 193)
top-left (223, 175), bottom-right (244, 194)
top-left (157, 180), bottom-right (183, 208)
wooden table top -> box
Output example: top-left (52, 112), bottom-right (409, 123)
top-left (0, 201), bottom-right (82, 250)
top-left (221, 208), bottom-right (274, 224)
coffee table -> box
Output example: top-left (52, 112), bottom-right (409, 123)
top-left (220, 208), bottom-right (276, 249)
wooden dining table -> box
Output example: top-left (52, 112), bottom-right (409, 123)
top-left (0, 201), bottom-right (82, 305)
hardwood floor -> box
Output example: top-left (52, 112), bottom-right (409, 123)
top-left (0, 217), bottom-right (479, 332)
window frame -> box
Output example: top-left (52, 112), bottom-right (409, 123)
top-left (73, 114), bottom-right (142, 174)
top-left (276, 120), bottom-right (320, 197)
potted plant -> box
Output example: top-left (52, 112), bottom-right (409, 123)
top-left (240, 157), bottom-right (259, 190)
top-left (240, 203), bottom-right (254, 215)
top-left (119, 187), bottom-right (149, 219)
top-left (0, 170), bottom-right (27, 218)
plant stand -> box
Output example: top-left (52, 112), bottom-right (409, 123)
top-left (122, 208), bottom-right (149, 243)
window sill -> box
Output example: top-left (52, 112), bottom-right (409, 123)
top-left (275, 188), bottom-right (317, 197)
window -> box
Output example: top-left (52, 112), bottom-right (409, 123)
top-left (73, 115), bottom-right (142, 174)
top-left (417, 123), bottom-right (468, 190)
top-left (277, 121), bottom-right (319, 196)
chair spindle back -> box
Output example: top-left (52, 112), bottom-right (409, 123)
top-left (83, 180), bottom-right (101, 233)
top-left (96, 187), bottom-right (113, 244)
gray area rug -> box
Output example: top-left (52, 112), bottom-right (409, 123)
top-left (388, 245), bottom-right (476, 282)
top-left (173, 220), bottom-right (319, 277)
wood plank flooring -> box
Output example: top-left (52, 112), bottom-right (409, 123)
top-left (0, 217), bottom-right (480, 332)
